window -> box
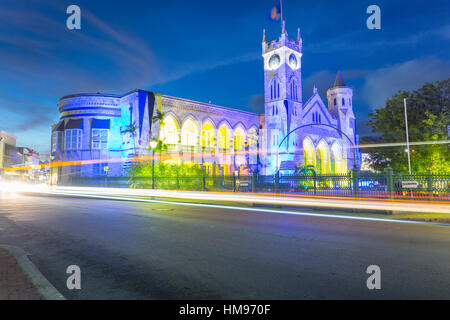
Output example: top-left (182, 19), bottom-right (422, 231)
top-left (52, 131), bottom-right (57, 152)
top-left (92, 129), bottom-right (109, 150)
top-left (271, 130), bottom-right (278, 147)
top-left (58, 132), bottom-right (64, 150)
top-left (65, 129), bottom-right (82, 150)
top-left (334, 98), bottom-right (337, 106)
top-left (271, 78), bottom-right (280, 100)
top-left (94, 163), bottom-right (108, 177)
top-left (313, 112), bottom-right (321, 123)
top-left (290, 81), bottom-right (298, 101)
top-left (342, 98), bottom-right (345, 106)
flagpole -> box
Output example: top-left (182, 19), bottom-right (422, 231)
top-left (280, 0), bottom-right (284, 28)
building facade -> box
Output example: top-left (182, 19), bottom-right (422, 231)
top-left (51, 22), bottom-right (360, 184)
top-left (0, 130), bottom-right (17, 172)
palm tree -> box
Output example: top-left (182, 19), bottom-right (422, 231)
top-left (121, 122), bottom-right (139, 154)
top-left (152, 109), bottom-right (165, 126)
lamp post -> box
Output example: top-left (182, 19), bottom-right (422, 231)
top-left (149, 139), bottom-right (158, 189)
top-left (103, 165), bottom-right (109, 187)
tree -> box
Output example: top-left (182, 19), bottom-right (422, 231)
top-left (121, 122), bottom-right (139, 154)
top-left (152, 109), bottom-right (165, 125)
top-left (362, 79), bottom-right (449, 172)
top-left (149, 138), bottom-right (169, 158)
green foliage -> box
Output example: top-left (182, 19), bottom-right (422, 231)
top-left (121, 122), bottom-right (139, 137)
top-left (149, 138), bottom-right (168, 155)
top-left (295, 164), bottom-right (316, 176)
top-left (128, 162), bottom-right (205, 190)
top-left (362, 78), bottom-right (450, 173)
top-left (152, 109), bottom-right (165, 125)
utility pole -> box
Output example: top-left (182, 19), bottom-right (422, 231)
top-left (404, 98), bottom-right (412, 175)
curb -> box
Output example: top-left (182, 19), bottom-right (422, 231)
top-left (0, 245), bottom-right (65, 300)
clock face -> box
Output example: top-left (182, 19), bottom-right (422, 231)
top-left (289, 54), bottom-right (298, 68)
top-left (269, 54), bottom-right (281, 69)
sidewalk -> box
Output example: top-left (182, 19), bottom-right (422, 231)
top-left (0, 248), bottom-right (42, 300)
top-left (0, 245), bottom-right (65, 300)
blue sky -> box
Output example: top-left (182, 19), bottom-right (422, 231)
top-left (0, 0), bottom-right (449, 155)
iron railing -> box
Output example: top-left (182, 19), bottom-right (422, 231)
top-left (68, 170), bottom-right (450, 201)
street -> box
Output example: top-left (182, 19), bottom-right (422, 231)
top-left (0, 191), bottom-right (449, 299)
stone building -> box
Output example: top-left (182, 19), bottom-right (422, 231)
top-left (51, 22), bottom-right (360, 184)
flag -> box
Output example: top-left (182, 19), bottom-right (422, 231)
top-left (268, 1), bottom-right (281, 21)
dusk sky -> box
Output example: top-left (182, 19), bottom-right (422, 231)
top-left (0, 0), bottom-right (449, 156)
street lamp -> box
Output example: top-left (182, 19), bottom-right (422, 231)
top-left (149, 139), bottom-right (158, 189)
top-left (103, 165), bottom-right (109, 187)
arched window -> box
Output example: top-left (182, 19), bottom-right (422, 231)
top-left (270, 77), bottom-right (280, 100)
top-left (342, 98), bottom-right (345, 106)
top-left (334, 98), bottom-right (337, 106)
top-left (290, 80), bottom-right (299, 101)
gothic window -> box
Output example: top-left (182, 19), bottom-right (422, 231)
top-left (334, 98), bottom-right (337, 106)
top-left (290, 80), bottom-right (298, 101)
top-left (342, 98), bottom-right (345, 106)
top-left (270, 77), bottom-right (280, 100)
top-left (271, 130), bottom-right (278, 147)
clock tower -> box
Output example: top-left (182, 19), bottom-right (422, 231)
top-left (262, 21), bottom-right (303, 174)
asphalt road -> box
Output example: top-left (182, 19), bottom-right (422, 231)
top-left (0, 192), bottom-right (449, 299)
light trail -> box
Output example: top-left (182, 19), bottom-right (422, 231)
top-left (15, 186), bottom-right (450, 227)
top-left (357, 140), bottom-right (450, 149)
top-left (4, 139), bottom-right (449, 173)
top-left (2, 182), bottom-right (448, 215)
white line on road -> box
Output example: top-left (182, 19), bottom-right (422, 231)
top-left (39, 190), bottom-right (450, 227)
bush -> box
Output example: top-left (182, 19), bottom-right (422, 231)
top-left (128, 162), bottom-right (205, 190)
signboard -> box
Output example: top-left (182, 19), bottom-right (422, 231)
top-left (402, 181), bottom-right (419, 189)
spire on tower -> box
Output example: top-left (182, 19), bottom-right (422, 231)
top-left (297, 28), bottom-right (301, 43)
top-left (263, 29), bottom-right (267, 43)
top-left (334, 71), bottom-right (346, 87)
top-left (282, 20), bottom-right (286, 34)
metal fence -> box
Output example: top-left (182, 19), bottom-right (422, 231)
top-left (68, 169), bottom-right (450, 201)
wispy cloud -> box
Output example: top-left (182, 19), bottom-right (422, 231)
top-left (361, 57), bottom-right (450, 109)
top-left (309, 25), bottom-right (450, 54)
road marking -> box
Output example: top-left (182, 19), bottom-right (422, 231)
top-left (39, 191), bottom-right (450, 227)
